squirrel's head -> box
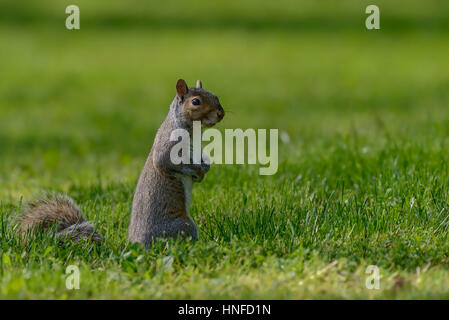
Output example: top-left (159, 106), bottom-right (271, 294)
top-left (174, 79), bottom-right (225, 128)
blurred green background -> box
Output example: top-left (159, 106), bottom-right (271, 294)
top-left (1, 0), bottom-right (448, 198)
top-left (1, 0), bottom-right (449, 299)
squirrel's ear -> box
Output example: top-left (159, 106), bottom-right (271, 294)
top-left (196, 80), bottom-right (202, 89)
top-left (176, 79), bottom-right (189, 99)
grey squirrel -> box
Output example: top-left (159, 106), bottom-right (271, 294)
top-left (18, 79), bottom-right (224, 247)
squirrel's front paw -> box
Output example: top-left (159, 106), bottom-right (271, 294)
top-left (201, 154), bottom-right (211, 173)
top-left (192, 166), bottom-right (206, 182)
top-left (201, 161), bottom-right (210, 174)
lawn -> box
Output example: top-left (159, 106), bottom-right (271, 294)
top-left (1, 0), bottom-right (449, 299)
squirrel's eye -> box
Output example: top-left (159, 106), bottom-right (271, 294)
top-left (192, 98), bottom-right (201, 106)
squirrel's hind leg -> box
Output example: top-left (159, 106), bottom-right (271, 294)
top-left (145, 217), bottom-right (198, 247)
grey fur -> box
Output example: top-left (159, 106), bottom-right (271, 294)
top-left (128, 79), bottom-right (224, 247)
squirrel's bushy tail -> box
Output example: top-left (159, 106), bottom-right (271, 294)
top-left (19, 194), bottom-right (102, 245)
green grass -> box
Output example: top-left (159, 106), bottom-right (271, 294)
top-left (1, 0), bottom-right (449, 299)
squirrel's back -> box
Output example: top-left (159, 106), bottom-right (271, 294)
top-left (19, 194), bottom-right (102, 244)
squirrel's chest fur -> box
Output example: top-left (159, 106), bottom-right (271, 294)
top-left (177, 138), bottom-right (194, 215)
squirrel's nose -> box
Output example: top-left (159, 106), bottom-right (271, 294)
top-left (217, 106), bottom-right (225, 120)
